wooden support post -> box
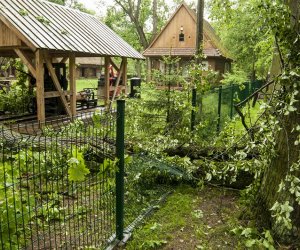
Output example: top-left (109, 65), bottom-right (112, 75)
top-left (123, 58), bottom-right (128, 94)
top-left (104, 56), bottom-right (110, 106)
top-left (44, 52), bottom-right (72, 117)
top-left (69, 53), bottom-right (76, 117)
top-left (109, 59), bottom-right (124, 110)
top-left (14, 49), bottom-right (37, 78)
top-left (35, 49), bottom-right (45, 123)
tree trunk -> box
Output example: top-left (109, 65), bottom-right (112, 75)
top-left (257, 0), bottom-right (300, 244)
top-left (135, 60), bottom-right (142, 78)
top-left (258, 102), bottom-right (300, 242)
top-left (151, 0), bottom-right (158, 42)
top-left (195, 0), bottom-right (204, 61)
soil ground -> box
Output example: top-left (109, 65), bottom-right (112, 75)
top-left (123, 185), bottom-right (245, 250)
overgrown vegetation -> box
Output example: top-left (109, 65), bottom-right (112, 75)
top-left (0, 0), bottom-right (299, 248)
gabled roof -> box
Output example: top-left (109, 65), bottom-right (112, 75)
top-left (143, 2), bottom-right (232, 60)
top-left (0, 0), bottom-right (144, 59)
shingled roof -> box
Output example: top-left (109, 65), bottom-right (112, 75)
top-left (0, 0), bottom-right (144, 59)
top-left (143, 48), bottom-right (223, 57)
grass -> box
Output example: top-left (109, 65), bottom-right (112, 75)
top-left (123, 185), bottom-right (242, 250)
top-left (75, 78), bottom-right (98, 91)
top-left (225, 103), bottom-right (262, 136)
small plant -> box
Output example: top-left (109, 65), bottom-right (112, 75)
top-left (19, 8), bottom-right (28, 16)
top-left (36, 16), bottom-right (50, 25)
top-left (231, 227), bottom-right (275, 249)
top-left (141, 239), bottom-right (168, 249)
top-left (61, 29), bottom-right (69, 35)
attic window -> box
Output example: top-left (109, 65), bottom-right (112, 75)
top-left (179, 26), bottom-right (184, 42)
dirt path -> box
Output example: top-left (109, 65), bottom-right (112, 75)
top-left (124, 185), bottom-right (242, 249)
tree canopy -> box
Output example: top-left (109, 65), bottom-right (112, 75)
top-left (209, 0), bottom-right (274, 80)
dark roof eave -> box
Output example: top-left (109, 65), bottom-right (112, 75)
top-left (143, 54), bottom-right (233, 60)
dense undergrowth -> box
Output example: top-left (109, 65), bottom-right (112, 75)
top-left (121, 65), bottom-right (279, 248)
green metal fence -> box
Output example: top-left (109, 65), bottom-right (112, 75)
top-left (0, 110), bottom-right (118, 249)
top-left (195, 81), bottom-right (264, 133)
top-left (0, 79), bottom-right (265, 249)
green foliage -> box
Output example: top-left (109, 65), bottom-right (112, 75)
top-left (0, 83), bottom-right (32, 114)
top-left (18, 9), bottom-right (28, 16)
top-left (207, 0), bottom-right (300, 243)
top-left (221, 67), bottom-right (249, 85)
top-left (68, 149), bottom-right (90, 182)
top-left (231, 227), bottom-right (275, 249)
top-left (0, 162), bottom-right (33, 249)
top-left (47, 0), bottom-right (66, 5)
top-left (71, 1), bottom-right (95, 15)
top-left (0, 60), bottom-right (33, 115)
top-left (209, 0), bottom-right (274, 79)
top-left (47, 0), bottom-right (95, 14)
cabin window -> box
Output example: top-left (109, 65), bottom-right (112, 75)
top-left (179, 33), bottom-right (185, 42)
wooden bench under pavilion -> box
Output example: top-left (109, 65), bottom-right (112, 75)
top-left (0, 0), bottom-right (144, 123)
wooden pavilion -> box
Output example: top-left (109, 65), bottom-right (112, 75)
top-left (0, 0), bottom-right (143, 123)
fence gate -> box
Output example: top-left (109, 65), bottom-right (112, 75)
top-left (0, 110), bottom-right (118, 249)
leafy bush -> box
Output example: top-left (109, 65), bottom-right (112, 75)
top-left (0, 162), bottom-right (33, 249)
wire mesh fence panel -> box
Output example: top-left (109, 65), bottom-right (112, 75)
top-left (250, 80), bottom-right (264, 94)
top-left (197, 89), bottom-right (219, 137)
top-left (194, 80), bottom-right (265, 135)
top-left (0, 111), bottom-right (117, 250)
top-left (123, 154), bottom-right (175, 232)
top-left (219, 85), bottom-right (234, 131)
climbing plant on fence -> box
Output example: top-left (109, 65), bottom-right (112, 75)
top-left (0, 111), bottom-right (117, 249)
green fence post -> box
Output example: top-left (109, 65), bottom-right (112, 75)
top-left (217, 86), bottom-right (222, 133)
top-left (230, 84), bottom-right (234, 119)
top-left (116, 99), bottom-right (125, 241)
top-left (191, 88), bottom-right (197, 131)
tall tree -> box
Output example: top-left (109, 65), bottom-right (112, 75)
top-left (209, 0), bottom-right (274, 80)
top-left (257, 0), bottom-right (300, 244)
top-left (104, 0), bottom-right (170, 77)
top-left (209, 0), bottom-right (300, 245)
top-left (195, 0), bottom-right (204, 61)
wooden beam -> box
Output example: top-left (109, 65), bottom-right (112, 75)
top-left (60, 57), bottom-right (69, 64)
top-left (0, 46), bottom-right (28, 50)
top-left (44, 52), bottom-right (72, 117)
top-left (35, 49), bottom-right (45, 123)
top-left (14, 49), bottom-right (37, 78)
top-left (110, 58), bottom-right (120, 72)
top-left (109, 59), bottom-right (124, 109)
top-left (104, 56), bottom-right (110, 106)
top-left (45, 90), bottom-right (71, 98)
top-left (69, 53), bottom-right (76, 116)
